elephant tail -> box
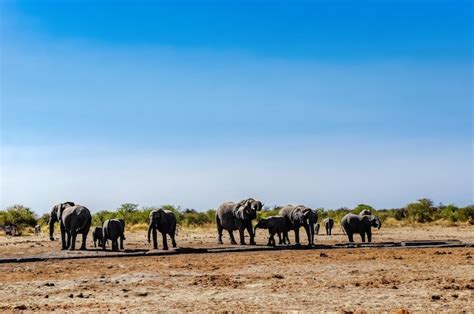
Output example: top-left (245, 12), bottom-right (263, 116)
top-left (76, 212), bottom-right (91, 234)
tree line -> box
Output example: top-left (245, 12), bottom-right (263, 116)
top-left (1, 199), bottom-right (473, 232)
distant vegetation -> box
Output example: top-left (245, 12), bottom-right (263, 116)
top-left (1, 199), bottom-right (473, 233)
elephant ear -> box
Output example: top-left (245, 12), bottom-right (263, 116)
top-left (57, 203), bottom-right (64, 221)
top-left (371, 216), bottom-right (382, 229)
top-left (234, 200), bottom-right (250, 220)
top-left (255, 201), bottom-right (264, 211)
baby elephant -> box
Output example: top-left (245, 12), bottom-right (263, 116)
top-left (102, 219), bottom-right (126, 251)
top-left (323, 218), bottom-right (334, 235)
top-left (148, 209), bottom-right (177, 250)
top-left (254, 216), bottom-right (289, 246)
top-left (92, 226), bottom-right (103, 247)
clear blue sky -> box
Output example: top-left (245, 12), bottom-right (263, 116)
top-left (1, 0), bottom-right (472, 213)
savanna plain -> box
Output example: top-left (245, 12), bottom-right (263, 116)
top-left (1, 225), bottom-right (473, 312)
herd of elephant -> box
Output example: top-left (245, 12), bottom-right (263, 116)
top-left (48, 198), bottom-right (382, 251)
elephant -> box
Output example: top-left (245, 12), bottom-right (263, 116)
top-left (314, 223), bottom-right (320, 235)
top-left (92, 226), bottom-right (103, 247)
top-left (340, 213), bottom-right (381, 242)
top-left (147, 209), bottom-right (177, 250)
top-left (253, 216), bottom-right (289, 246)
top-left (34, 225), bottom-right (41, 236)
top-left (279, 205), bottom-right (317, 246)
top-left (102, 219), bottom-right (126, 251)
top-left (323, 218), bottom-right (334, 235)
top-left (216, 198), bottom-right (263, 245)
top-left (49, 202), bottom-right (92, 250)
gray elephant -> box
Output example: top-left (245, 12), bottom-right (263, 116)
top-left (216, 198), bottom-right (263, 245)
top-left (92, 226), bottom-right (103, 247)
top-left (323, 218), bottom-right (334, 235)
top-left (279, 205), bottom-right (317, 246)
top-left (253, 216), bottom-right (289, 246)
top-left (147, 209), bottom-right (177, 250)
top-left (102, 219), bottom-right (125, 251)
top-left (49, 202), bottom-right (92, 250)
top-left (340, 213), bottom-right (381, 242)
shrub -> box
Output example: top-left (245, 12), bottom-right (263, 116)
top-left (0, 205), bottom-right (37, 230)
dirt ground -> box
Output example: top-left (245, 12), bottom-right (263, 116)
top-left (1, 225), bottom-right (473, 312)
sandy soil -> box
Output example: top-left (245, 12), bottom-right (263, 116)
top-left (0, 225), bottom-right (473, 312)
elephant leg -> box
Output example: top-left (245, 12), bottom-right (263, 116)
top-left (162, 233), bottom-right (169, 250)
top-left (228, 230), bottom-right (237, 245)
top-left (348, 233), bottom-right (354, 242)
top-left (60, 225), bottom-right (67, 250)
top-left (170, 231), bottom-right (177, 248)
top-left (216, 216), bottom-right (224, 244)
top-left (294, 228), bottom-right (300, 245)
top-left (360, 233), bottom-right (366, 242)
top-left (152, 228), bottom-right (158, 250)
top-left (284, 232), bottom-right (290, 245)
top-left (65, 231), bottom-right (71, 250)
top-left (303, 225), bottom-right (313, 246)
top-left (246, 224), bottom-right (256, 245)
top-left (238, 227), bottom-right (246, 245)
top-left (93, 239), bottom-right (96, 248)
top-left (277, 232), bottom-right (283, 245)
top-left (119, 236), bottom-right (124, 250)
top-left (367, 231), bottom-right (372, 243)
top-left (80, 233), bottom-right (87, 250)
top-left (329, 228), bottom-right (332, 235)
top-left (69, 234), bottom-right (77, 250)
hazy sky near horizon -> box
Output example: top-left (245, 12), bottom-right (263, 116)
top-left (1, 0), bottom-right (472, 214)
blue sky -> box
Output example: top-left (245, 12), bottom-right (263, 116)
top-left (1, 0), bottom-right (472, 213)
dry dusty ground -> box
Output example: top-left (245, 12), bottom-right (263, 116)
top-left (0, 225), bottom-right (473, 312)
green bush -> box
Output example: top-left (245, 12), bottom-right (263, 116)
top-left (0, 205), bottom-right (37, 230)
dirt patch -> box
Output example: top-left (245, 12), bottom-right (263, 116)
top-left (0, 225), bottom-right (473, 311)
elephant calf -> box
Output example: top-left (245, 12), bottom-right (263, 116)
top-left (92, 226), bottom-right (103, 247)
top-left (148, 209), bottom-right (177, 250)
top-left (323, 218), bottom-right (334, 235)
top-left (341, 213), bottom-right (381, 243)
top-left (102, 219), bottom-right (126, 251)
top-left (254, 216), bottom-right (289, 246)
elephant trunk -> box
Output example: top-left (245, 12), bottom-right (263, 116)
top-left (377, 217), bottom-right (382, 229)
top-left (49, 219), bottom-right (55, 241)
top-left (308, 221), bottom-right (314, 245)
top-left (147, 222), bottom-right (153, 243)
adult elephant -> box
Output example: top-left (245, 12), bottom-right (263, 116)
top-left (102, 219), bottom-right (126, 251)
top-left (147, 209), bottom-right (177, 250)
top-left (340, 213), bottom-right (381, 242)
top-left (49, 202), bottom-right (92, 250)
top-left (279, 205), bottom-right (317, 246)
top-left (216, 198), bottom-right (263, 245)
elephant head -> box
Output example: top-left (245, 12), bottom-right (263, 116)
top-left (359, 209), bottom-right (372, 216)
top-left (369, 215), bottom-right (382, 229)
top-left (49, 202), bottom-right (75, 241)
top-left (234, 198), bottom-right (263, 220)
top-left (253, 218), bottom-right (268, 235)
top-left (148, 209), bottom-right (164, 243)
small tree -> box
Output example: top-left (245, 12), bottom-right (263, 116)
top-left (406, 198), bottom-right (437, 223)
top-left (1, 205), bottom-right (38, 230)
